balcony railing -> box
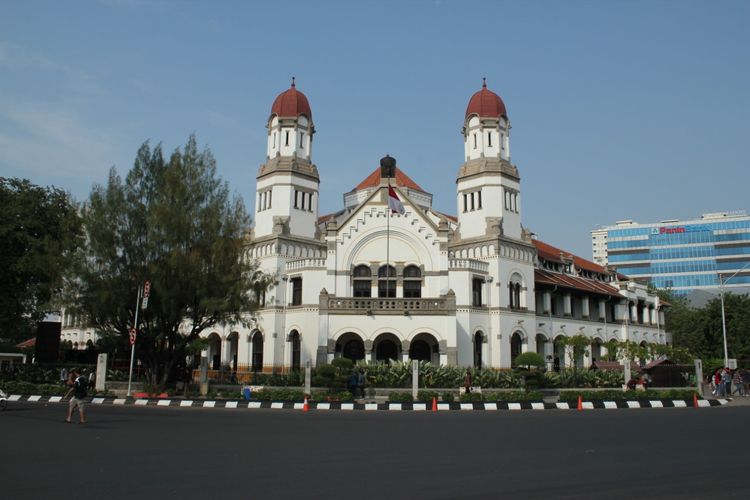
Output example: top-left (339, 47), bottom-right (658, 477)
top-left (285, 258), bottom-right (326, 272)
top-left (322, 295), bottom-right (455, 315)
top-left (448, 259), bottom-right (489, 273)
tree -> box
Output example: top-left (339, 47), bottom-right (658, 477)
top-left (71, 136), bottom-right (272, 386)
top-left (560, 334), bottom-right (591, 384)
top-left (0, 178), bottom-right (82, 342)
top-left (659, 288), bottom-right (750, 362)
top-left (514, 352), bottom-right (545, 370)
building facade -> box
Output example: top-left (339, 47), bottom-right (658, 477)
top-left (62, 81), bottom-right (669, 372)
top-left (592, 211), bottom-right (750, 295)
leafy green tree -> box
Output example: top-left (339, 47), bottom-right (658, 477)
top-left (71, 136), bottom-right (272, 386)
top-left (0, 178), bottom-right (82, 342)
top-left (514, 352), bottom-right (545, 370)
top-left (560, 334), bottom-right (591, 384)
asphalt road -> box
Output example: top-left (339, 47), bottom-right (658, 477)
top-left (2, 402), bottom-right (748, 499)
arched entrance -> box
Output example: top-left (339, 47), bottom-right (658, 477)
top-left (374, 333), bottom-right (400, 362)
top-left (335, 332), bottom-right (365, 361)
top-left (207, 332), bottom-right (221, 371)
top-left (409, 333), bottom-right (439, 364)
top-left (473, 331), bottom-right (484, 368)
top-left (510, 332), bottom-right (524, 366)
top-left (250, 331), bottom-right (263, 372)
top-left (227, 332), bottom-right (239, 372)
top-left (591, 338), bottom-right (603, 365)
top-left (553, 336), bottom-right (565, 371)
top-left (289, 330), bottom-right (301, 371)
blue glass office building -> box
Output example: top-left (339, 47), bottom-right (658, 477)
top-left (591, 212), bottom-right (750, 295)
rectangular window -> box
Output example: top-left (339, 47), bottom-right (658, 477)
top-left (463, 193), bottom-right (468, 213)
top-left (378, 280), bottom-right (396, 298)
top-left (291, 277), bottom-right (302, 306)
top-left (285, 131), bottom-right (289, 146)
top-left (294, 190), bottom-right (299, 209)
top-left (353, 280), bottom-right (371, 297)
top-left (487, 132), bottom-right (492, 147)
top-left (308, 193), bottom-right (314, 212)
top-left (477, 190), bottom-right (482, 210)
top-left (300, 192), bottom-right (306, 211)
top-left (472, 278), bottom-right (483, 307)
top-left (403, 281), bottom-right (421, 298)
top-left (470, 192), bottom-right (475, 211)
top-left (267, 190), bottom-right (271, 209)
top-left (501, 133), bottom-right (505, 150)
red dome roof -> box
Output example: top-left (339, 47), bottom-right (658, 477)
top-left (465, 79), bottom-right (507, 120)
top-left (270, 78), bottom-right (312, 120)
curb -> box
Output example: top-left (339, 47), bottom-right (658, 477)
top-left (7, 395), bottom-right (731, 411)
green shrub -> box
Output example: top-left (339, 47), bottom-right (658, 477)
top-left (558, 389), bottom-right (698, 401)
top-left (417, 390), bottom-right (439, 402)
top-left (441, 392), bottom-right (455, 403)
top-left (514, 352), bottom-right (545, 369)
top-left (252, 388), bottom-right (304, 401)
top-left (388, 392), bottom-right (414, 402)
top-left (459, 392), bottom-right (483, 402)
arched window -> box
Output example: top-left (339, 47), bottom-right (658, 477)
top-left (403, 265), bottom-right (421, 298)
top-left (353, 265), bottom-right (372, 297)
top-left (509, 275), bottom-right (522, 309)
top-left (378, 265), bottom-right (396, 298)
top-left (289, 330), bottom-right (301, 371)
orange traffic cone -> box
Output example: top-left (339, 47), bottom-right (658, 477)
top-left (577, 395), bottom-right (583, 411)
top-left (693, 393), bottom-right (699, 408)
top-left (432, 397), bottom-right (437, 413)
top-left (303, 395), bottom-right (309, 413)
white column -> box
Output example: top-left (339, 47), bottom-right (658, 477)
top-left (581, 297), bottom-right (590, 319)
top-left (563, 293), bottom-right (571, 316)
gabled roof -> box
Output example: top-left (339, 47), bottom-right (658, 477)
top-left (354, 167), bottom-right (424, 192)
top-left (533, 239), bottom-right (608, 275)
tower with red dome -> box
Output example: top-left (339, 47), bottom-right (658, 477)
top-left (254, 78), bottom-right (320, 240)
top-left (456, 79), bottom-right (524, 241)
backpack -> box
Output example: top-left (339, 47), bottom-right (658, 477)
top-left (74, 376), bottom-right (88, 399)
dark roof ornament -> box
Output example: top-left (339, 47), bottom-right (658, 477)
top-left (291, 76), bottom-right (296, 88)
top-left (380, 154), bottom-right (396, 178)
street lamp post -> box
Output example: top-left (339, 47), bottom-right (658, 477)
top-left (718, 261), bottom-right (750, 367)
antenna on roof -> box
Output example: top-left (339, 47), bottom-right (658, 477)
top-left (482, 77), bottom-right (487, 88)
top-left (291, 76), bottom-right (296, 88)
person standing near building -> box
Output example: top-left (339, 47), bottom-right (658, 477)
top-left (60, 367), bottom-right (68, 386)
top-left (64, 370), bottom-right (88, 424)
top-left (463, 369), bottom-right (473, 394)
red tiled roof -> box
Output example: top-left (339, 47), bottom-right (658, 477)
top-left (534, 269), bottom-right (621, 298)
top-left (354, 167), bottom-right (424, 192)
top-left (465, 79), bottom-right (507, 119)
top-left (270, 80), bottom-right (312, 120)
top-left (533, 239), bottom-right (608, 275)
top-left (16, 337), bottom-right (35, 348)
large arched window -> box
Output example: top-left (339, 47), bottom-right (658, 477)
top-left (289, 330), bottom-right (301, 371)
top-left (508, 274), bottom-right (522, 309)
top-left (353, 265), bottom-right (372, 297)
top-left (403, 265), bottom-right (421, 298)
top-left (378, 265), bottom-right (396, 298)
top-left (473, 331), bottom-right (484, 368)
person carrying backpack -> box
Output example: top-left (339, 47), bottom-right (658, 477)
top-left (64, 369), bottom-right (88, 424)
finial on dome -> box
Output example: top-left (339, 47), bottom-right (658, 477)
top-left (291, 76), bottom-right (296, 88)
top-left (482, 77), bottom-right (486, 89)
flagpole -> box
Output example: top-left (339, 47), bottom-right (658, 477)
top-left (126, 283), bottom-right (142, 397)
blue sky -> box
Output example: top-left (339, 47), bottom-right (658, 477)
top-left (1, 0), bottom-right (748, 258)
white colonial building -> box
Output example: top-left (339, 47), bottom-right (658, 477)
top-left (61, 80), bottom-right (669, 372)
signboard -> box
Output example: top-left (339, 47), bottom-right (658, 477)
top-left (141, 280), bottom-right (151, 310)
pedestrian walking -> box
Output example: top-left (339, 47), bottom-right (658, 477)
top-left (721, 368), bottom-right (732, 397)
top-left (463, 369), bottom-right (473, 394)
top-left (64, 370), bottom-right (88, 424)
top-left (713, 369), bottom-right (723, 396)
top-left (732, 369), bottom-right (744, 396)
top-left (88, 370), bottom-right (96, 392)
top-left (60, 367), bottom-right (68, 386)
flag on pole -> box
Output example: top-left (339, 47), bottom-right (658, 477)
top-left (388, 186), bottom-right (405, 214)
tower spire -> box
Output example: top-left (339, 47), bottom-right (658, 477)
top-left (291, 76), bottom-right (296, 88)
top-left (482, 77), bottom-right (486, 89)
